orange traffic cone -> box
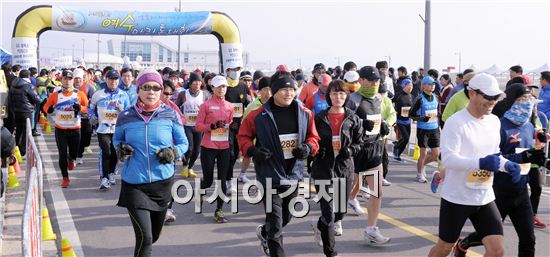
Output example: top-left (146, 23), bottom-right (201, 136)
top-left (42, 208), bottom-right (56, 240)
top-left (7, 166), bottom-right (19, 189)
top-left (39, 113), bottom-right (46, 125)
top-left (11, 158), bottom-right (21, 173)
top-left (61, 238), bottom-right (77, 257)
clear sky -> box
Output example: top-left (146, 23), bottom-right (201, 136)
top-left (1, 0), bottom-right (549, 72)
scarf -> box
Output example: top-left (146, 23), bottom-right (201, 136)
top-left (136, 98), bottom-right (161, 122)
top-left (503, 100), bottom-right (534, 126)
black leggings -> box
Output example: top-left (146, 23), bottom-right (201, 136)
top-left (226, 127), bottom-right (240, 181)
top-left (98, 133), bottom-right (117, 178)
top-left (528, 167), bottom-right (542, 215)
top-left (200, 147), bottom-right (230, 210)
top-left (77, 119), bottom-right (92, 158)
top-left (394, 123), bottom-right (411, 156)
top-left (183, 126), bottom-right (202, 169)
top-left (382, 139), bottom-right (389, 178)
top-left (54, 128), bottom-right (80, 178)
top-left (127, 208), bottom-right (167, 257)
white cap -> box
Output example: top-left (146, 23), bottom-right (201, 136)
top-left (73, 68), bottom-right (85, 79)
top-left (468, 73), bottom-right (504, 96)
top-left (211, 75), bottom-right (228, 88)
top-left (94, 71), bottom-right (102, 76)
top-left (343, 71), bottom-right (360, 83)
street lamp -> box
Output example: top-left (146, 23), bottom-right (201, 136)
top-left (454, 52), bottom-right (462, 73)
top-left (384, 55), bottom-right (392, 67)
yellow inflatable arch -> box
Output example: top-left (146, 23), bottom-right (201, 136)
top-left (11, 5), bottom-right (243, 70)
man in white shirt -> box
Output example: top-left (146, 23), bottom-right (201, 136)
top-left (428, 73), bottom-right (521, 257)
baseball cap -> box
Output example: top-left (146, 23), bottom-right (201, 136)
top-left (468, 73), bottom-right (504, 97)
top-left (62, 70), bottom-right (74, 78)
top-left (73, 68), bottom-right (85, 79)
top-left (94, 71), bottom-right (102, 76)
top-left (421, 76), bottom-right (435, 85)
top-left (400, 78), bottom-right (413, 88)
top-left (343, 71), bottom-right (360, 83)
top-left (211, 75), bottom-right (228, 88)
top-left (318, 74), bottom-right (332, 86)
top-left (106, 70), bottom-right (120, 79)
top-left (253, 70), bottom-right (265, 81)
top-left (358, 66), bottom-right (380, 81)
top-left (313, 63), bottom-right (326, 72)
top-left (240, 71), bottom-right (253, 80)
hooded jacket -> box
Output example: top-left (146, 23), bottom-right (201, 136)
top-left (8, 78), bottom-right (40, 113)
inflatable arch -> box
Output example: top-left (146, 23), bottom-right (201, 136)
top-left (11, 5), bottom-right (243, 70)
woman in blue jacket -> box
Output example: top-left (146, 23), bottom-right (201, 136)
top-left (113, 70), bottom-right (188, 257)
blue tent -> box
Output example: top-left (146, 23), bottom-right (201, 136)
top-left (0, 47), bottom-right (12, 64)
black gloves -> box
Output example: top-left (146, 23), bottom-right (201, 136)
top-left (292, 143), bottom-right (311, 159)
top-left (420, 116), bottom-right (431, 122)
top-left (72, 102), bottom-right (81, 113)
top-left (47, 105), bottom-right (54, 114)
top-left (155, 147), bottom-right (178, 164)
top-left (230, 121), bottom-right (239, 131)
top-left (338, 147), bottom-right (353, 159)
top-left (247, 146), bottom-right (272, 162)
top-left (362, 119), bottom-right (374, 132)
top-left (116, 143), bottom-right (134, 162)
top-left (522, 148), bottom-right (546, 166)
top-left (380, 121), bottom-right (390, 136)
top-left (210, 120), bottom-right (226, 130)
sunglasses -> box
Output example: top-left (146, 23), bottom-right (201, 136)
top-left (163, 92), bottom-right (173, 96)
top-left (140, 85), bottom-right (163, 92)
top-left (474, 89), bottom-right (502, 101)
top-left (243, 79), bottom-right (252, 82)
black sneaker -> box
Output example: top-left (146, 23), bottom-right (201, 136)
top-left (256, 225), bottom-right (269, 256)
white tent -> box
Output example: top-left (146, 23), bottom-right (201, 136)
top-left (466, 65), bottom-right (477, 71)
top-left (83, 53), bottom-right (124, 65)
top-left (527, 63), bottom-right (549, 74)
top-left (480, 64), bottom-right (505, 74)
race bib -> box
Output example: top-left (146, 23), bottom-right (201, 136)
top-left (279, 133), bottom-right (298, 159)
top-left (232, 103), bottom-right (243, 118)
top-left (56, 110), bottom-right (76, 126)
top-left (365, 114), bottom-right (382, 136)
top-left (101, 109), bottom-right (119, 124)
top-left (515, 148), bottom-right (531, 175)
top-left (401, 107), bottom-right (411, 118)
top-left (332, 135), bottom-right (341, 156)
top-left (184, 111), bottom-right (198, 126)
top-left (465, 169), bottom-right (493, 189)
top-left (211, 125), bottom-right (229, 142)
top-left (425, 109), bottom-right (438, 123)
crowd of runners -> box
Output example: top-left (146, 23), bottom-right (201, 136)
top-left (1, 60), bottom-right (548, 257)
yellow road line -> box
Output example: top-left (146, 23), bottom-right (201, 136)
top-left (363, 208), bottom-right (482, 257)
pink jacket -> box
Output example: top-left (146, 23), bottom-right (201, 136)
top-left (195, 95), bottom-right (234, 149)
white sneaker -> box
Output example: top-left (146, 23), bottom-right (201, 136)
top-left (334, 220), bottom-right (343, 236)
top-left (416, 173), bottom-right (428, 183)
top-left (310, 219), bottom-right (323, 247)
top-left (108, 173), bottom-right (116, 185)
top-left (382, 179), bottom-right (391, 186)
top-left (364, 226), bottom-right (391, 245)
top-left (76, 158), bottom-right (83, 165)
top-left (164, 209), bottom-right (176, 223)
top-left (347, 198), bottom-right (365, 215)
top-left (360, 186), bottom-right (371, 199)
top-left (226, 180), bottom-right (237, 194)
top-left (84, 146), bottom-right (93, 154)
top-left (99, 178), bottom-right (110, 191)
top-left (238, 172), bottom-right (250, 183)
top-left (256, 225), bottom-right (270, 256)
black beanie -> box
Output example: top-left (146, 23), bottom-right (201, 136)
top-left (258, 77), bottom-right (271, 90)
top-left (188, 72), bottom-right (202, 83)
top-left (270, 76), bottom-right (296, 95)
top-left (253, 70), bottom-right (265, 81)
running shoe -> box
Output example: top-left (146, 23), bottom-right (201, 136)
top-left (416, 173), bottom-right (427, 183)
top-left (452, 238), bottom-right (467, 257)
top-left (99, 177), bottom-right (110, 191)
top-left (360, 186), bottom-right (371, 199)
top-left (108, 173), bottom-right (116, 185)
top-left (214, 209), bottom-right (228, 223)
top-left (334, 220), bottom-right (343, 236)
top-left (534, 216), bottom-right (547, 229)
top-left (226, 180), bottom-right (237, 194)
top-left (256, 225), bottom-right (270, 256)
top-left (76, 158), bottom-right (83, 165)
top-left (348, 198), bottom-right (365, 215)
top-left (364, 226), bottom-right (391, 245)
top-left (181, 166), bottom-right (198, 178)
top-left (67, 160), bottom-right (75, 171)
top-left (238, 172), bottom-right (251, 183)
top-left (382, 179), bottom-right (392, 186)
top-left (60, 177), bottom-right (70, 188)
top-left (164, 209), bottom-right (176, 223)
top-left (84, 146), bottom-right (93, 154)
top-left (310, 219), bottom-right (323, 247)
top-left (430, 171), bottom-right (442, 193)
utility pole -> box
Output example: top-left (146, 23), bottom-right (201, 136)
top-left (454, 52), bottom-right (462, 73)
top-left (81, 39), bottom-right (85, 60)
top-left (177, 0), bottom-right (182, 71)
top-left (419, 0), bottom-right (431, 71)
top-left (72, 44), bottom-right (75, 65)
top-left (97, 34), bottom-right (101, 68)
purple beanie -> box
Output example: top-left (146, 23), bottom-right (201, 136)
top-left (136, 69), bottom-right (164, 89)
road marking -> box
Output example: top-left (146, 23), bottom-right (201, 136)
top-left (37, 133), bottom-right (85, 257)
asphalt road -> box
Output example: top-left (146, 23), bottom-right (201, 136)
top-left (36, 133), bottom-right (550, 257)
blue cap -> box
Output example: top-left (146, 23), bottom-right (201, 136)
top-left (421, 76), bottom-right (435, 85)
top-left (400, 78), bottom-right (412, 88)
top-left (106, 70), bottom-right (120, 79)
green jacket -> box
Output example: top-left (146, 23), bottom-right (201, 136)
top-left (442, 90), bottom-right (469, 122)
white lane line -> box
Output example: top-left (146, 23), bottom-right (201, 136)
top-left (36, 134), bottom-right (85, 257)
